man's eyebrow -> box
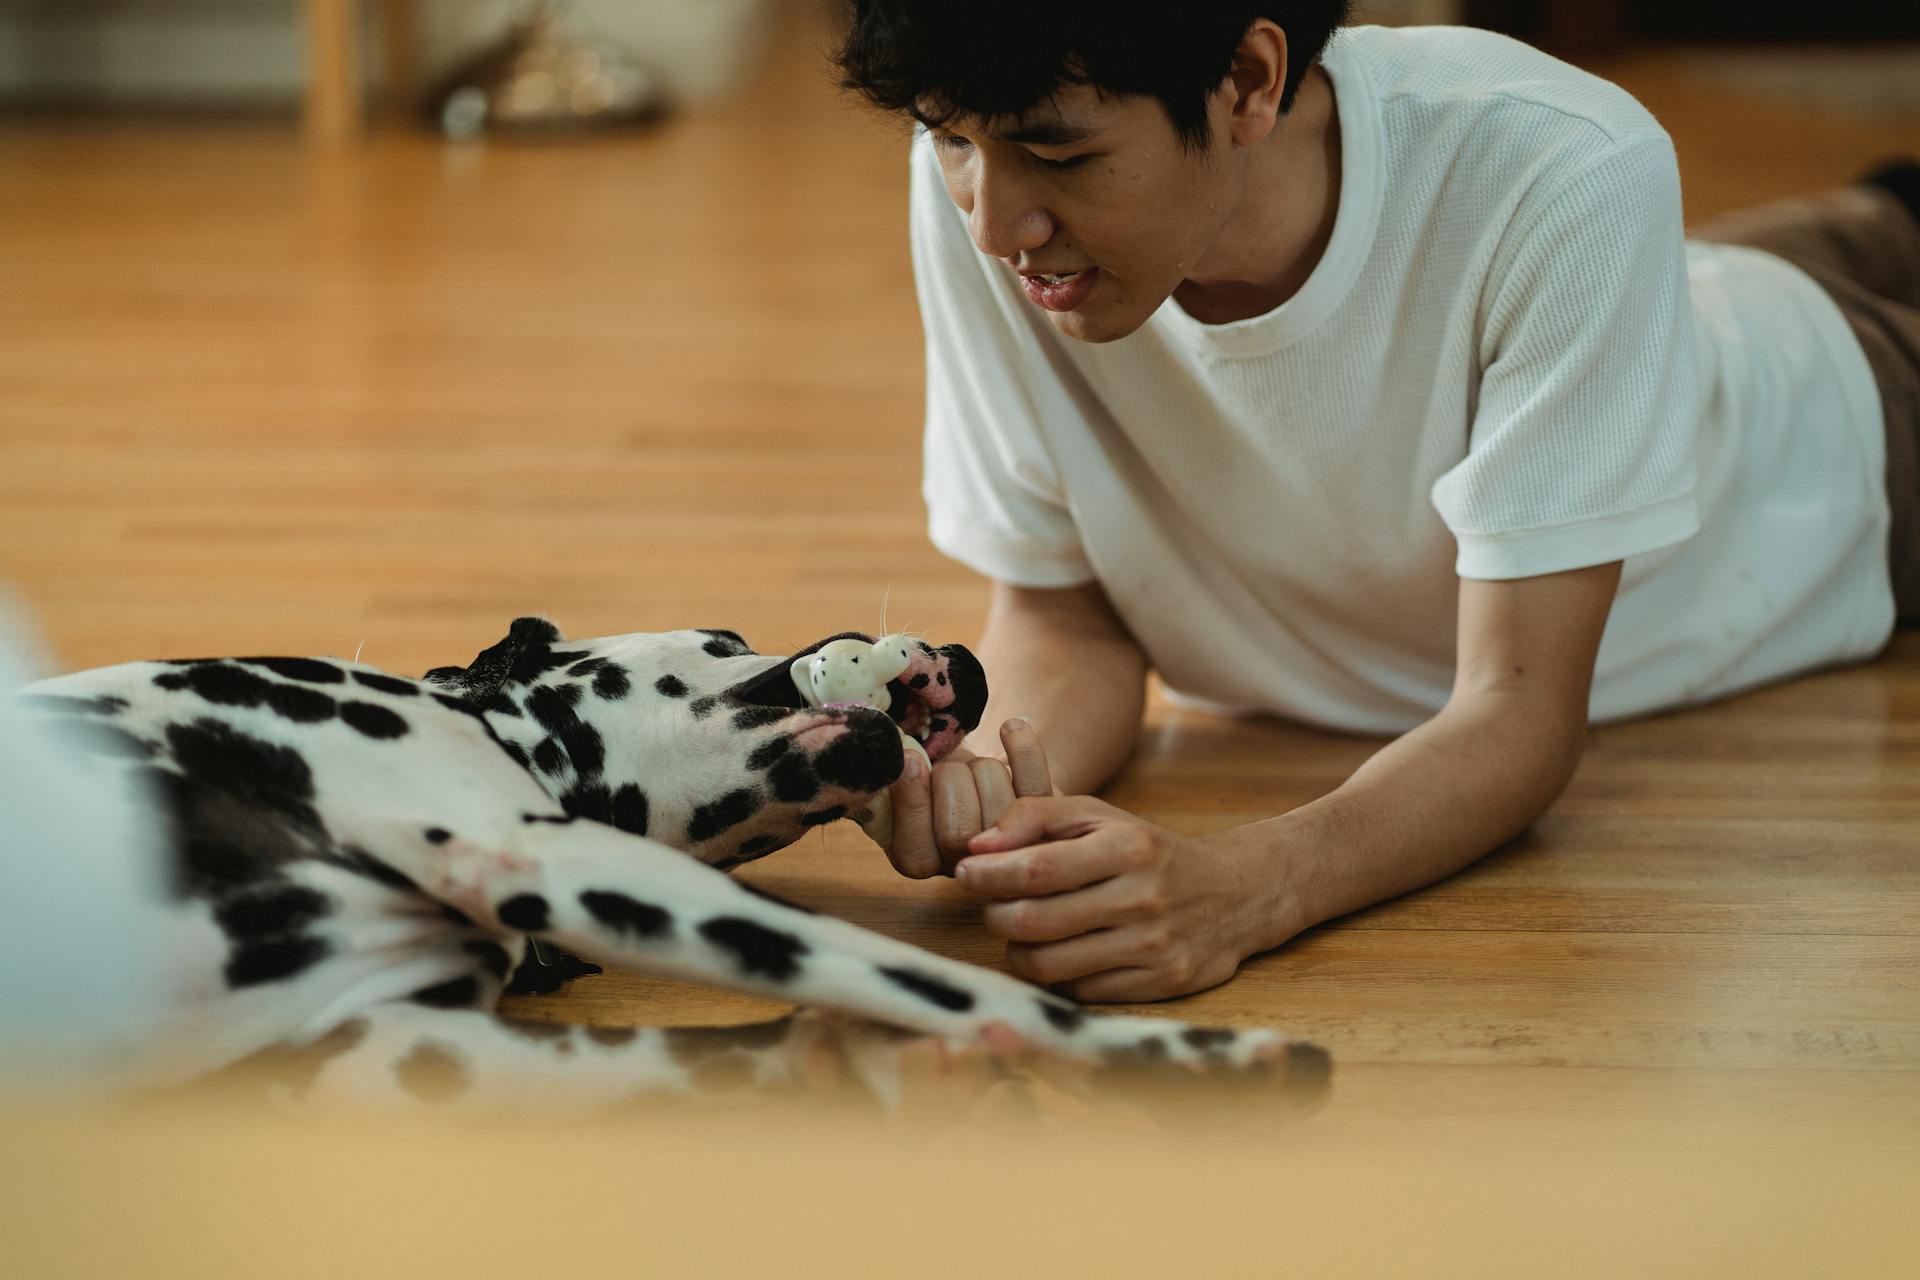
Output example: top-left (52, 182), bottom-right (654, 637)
top-left (909, 108), bottom-right (1097, 148)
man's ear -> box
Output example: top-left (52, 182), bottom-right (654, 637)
top-left (423, 615), bottom-right (565, 701)
top-left (1224, 18), bottom-right (1289, 144)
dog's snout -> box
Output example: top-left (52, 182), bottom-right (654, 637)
top-left (808, 710), bottom-right (906, 793)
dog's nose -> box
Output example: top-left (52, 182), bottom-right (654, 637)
top-left (808, 709), bottom-right (905, 793)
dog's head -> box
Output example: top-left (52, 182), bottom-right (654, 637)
top-left (424, 618), bottom-right (986, 867)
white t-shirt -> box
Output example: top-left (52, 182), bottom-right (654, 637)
top-left (914, 24), bottom-right (1891, 734)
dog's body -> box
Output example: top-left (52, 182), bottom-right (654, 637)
top-left (11, 618), bottom-right (1326, 1111)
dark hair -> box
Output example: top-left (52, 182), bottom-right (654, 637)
top-left (834, 1), bottom-right (1352, 151)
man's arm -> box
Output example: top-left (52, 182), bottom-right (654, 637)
top-left (966, 580), bottom-right (1147, 798)
top-left (956, 561), bottom-right (1623, 1001)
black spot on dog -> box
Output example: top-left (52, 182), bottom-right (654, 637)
top-left (462, 938), bottom-right (514, 981)
top-left (531, 737), bottom-right (567, 776)
top-left (264, 1017), bottom-right (367, 1094)
top-left (500, 739), bottom-right (531, 769)
top-left (560, 780), bottom-right (612, 822)
top-left (157, 662), bottom-right (271, 708)
top-left (503, 947), bottom-right (602, 995)
top-left (767, 753), bottom-right (819, 803)
top-left (581, 890), bottom-right (673, 939)
top-left (240, 657), bottom-right (345, 685)
top-left (687, 788), bottom-right (763, 842)
top-left (567, 658), bottom-right (606, 678)
top-left (411, 974), bottom-right (482, 1008)
top-left (1181, 1027), bottom-right (1236, 1050)
top-left (265, 683), bottom-right (337, 724)
top-left (351, 671), bottom-right (419, 697)
top-left (215, 885), bottom-right (331, 939)
top-left (1104, 1037), bottom-right (1170, 1066)
top-left (810, 714), bottom-right (906, 793)
top-left (927, 717), bottom-right (949, 736)
top-left (510, 645), bottom-right (592, 687)
top-left (225, 934), bottom-right (331, 988)
top-left (395, 1041), bottom-right (470, 1103)
top-left (880, 966), bottom-right (976, 1012)
top-left (698, 629), bottom-right (753, 658)
top-left (747, 736), bottom-right (790, 770)
top-left (559, 721), bottom-right (605, 777)
top-left (689, 695), bottom-right (720, 719)
top-left (527, 683), bottom-right (584, 731)
top-left (731, 705), bottom-right (788, 731)
top-left (936, 671), bottom-right (948, 687)
top-left (1039, 1000), bottom-right (1087, 1034)
top-left (908, 673), bottom-right (930, 690)
top-left (423, 827), bottom-right (452, 845)
top-left (498, 893), bottom-right (551, 932)
top-left (655, 674), bottom-right (688, 698)
top-left (592, 664), bottom-right (631, 700)
top-left (735, 834), bottom-right (781, 860)
top-left (167, 718), bottom-right (322, 831)
top-left (609, 784), bottom-right (650, 836)
top-left (699, 917), bottom-right (808, 981)
top-left (664, 1016), bottom-right (794, 1063)
top-left (339, 701), bottom-right (408, 740)
top-left (480, 691), bottom-right (524, 718)
top-left (521, 812), bottom-right (573, 826)
top-left (586, 1025), bottom-right (638, 1048)
top-left (17, 693), bottom-right (128, 717)
top-left (798, 805), bottom-right (845, 827)
top-left (431, 692), bottom-right (471, 714)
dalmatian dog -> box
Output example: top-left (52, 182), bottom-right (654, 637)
top-left (10, 617), bottom-right (1329, 1114)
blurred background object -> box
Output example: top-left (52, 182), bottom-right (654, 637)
top-left (424, 2), bottom-right (669, 142)
top-left (0, 0), bottom-right (771, 139)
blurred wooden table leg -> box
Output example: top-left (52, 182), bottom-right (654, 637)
top-left (380, 0), bottom-right (419, 122)
top-left (304, 0), bottom-right (361, 143)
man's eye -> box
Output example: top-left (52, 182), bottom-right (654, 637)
top-left (1036, 153), bottom-right (1095, 171)
top-left (933, 134), bottom-right (973, 154)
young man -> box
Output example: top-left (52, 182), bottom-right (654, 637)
top-left (834, 2), bottom-right (1920, 1002)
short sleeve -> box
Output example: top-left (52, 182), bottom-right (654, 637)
top-left (910, 135), bottom-right (1095, 588)
top-left (1431, 134), bottom-right (1701, 581)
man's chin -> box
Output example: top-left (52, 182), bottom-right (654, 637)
top-left (1045, 303), bottom-right (1151, 345)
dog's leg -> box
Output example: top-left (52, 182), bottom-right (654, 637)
top-left (420, 819), bottom-right (1326, 1084)
top-left (272, 1004), bottom-right (856, 1114)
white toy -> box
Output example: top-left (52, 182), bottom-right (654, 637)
top-left (791, 633), bottom-right (929, 847)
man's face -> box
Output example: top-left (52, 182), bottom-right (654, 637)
top-left (925, 82), bottom-right (1239, 344)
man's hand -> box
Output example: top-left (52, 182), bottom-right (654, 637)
top-left (882, 719), bottom-right (1056, 879)
top-left (952, 798), bottom-right (1288, 1003)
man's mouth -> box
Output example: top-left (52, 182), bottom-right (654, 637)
top-left (1019, 266), bottom-right (1100, 313)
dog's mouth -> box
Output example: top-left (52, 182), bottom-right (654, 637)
top-left (727, 634), bottom-right (985, 766)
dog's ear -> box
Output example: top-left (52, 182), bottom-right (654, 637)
top-left (424, 616), bottom-right (565, 701)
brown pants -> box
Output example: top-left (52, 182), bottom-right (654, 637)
top-left (1693, 185), bottom-right (1920, 623)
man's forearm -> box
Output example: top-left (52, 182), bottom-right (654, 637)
top-left (964, 584), bottom-right (1147, 797)
top-left (1236, 688), bottom-right (1590, 949)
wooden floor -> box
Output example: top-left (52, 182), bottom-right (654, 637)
top-left (2, 9), bottom-right (1917, 1167)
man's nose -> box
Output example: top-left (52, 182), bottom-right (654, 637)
top-left (966, 167), bottom-right (1053, 259)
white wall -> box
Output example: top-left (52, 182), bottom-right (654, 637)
top-left (0, 0), bottom-right (776, 107)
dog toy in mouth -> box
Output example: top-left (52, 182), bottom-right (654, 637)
top-left (791, 634), bottom-right (931, 847)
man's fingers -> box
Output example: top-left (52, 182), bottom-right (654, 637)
top-left (1000, 718), bottom-right (1055, 797)
top-left (956, 826), bottom-right (1128, 899)
top-left (931, 759), bottom-right (983, 873)
top-left (981, 873), bottom-right (1139, 943)
top-left (884, 757), bottom-right (941, 879)
top-left (1005, 925), bottom-right (1152, 988)
top-left (965, 794), bottom-right (1114, 856)
top-left (970, 756), bottom-right (1017, 829)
